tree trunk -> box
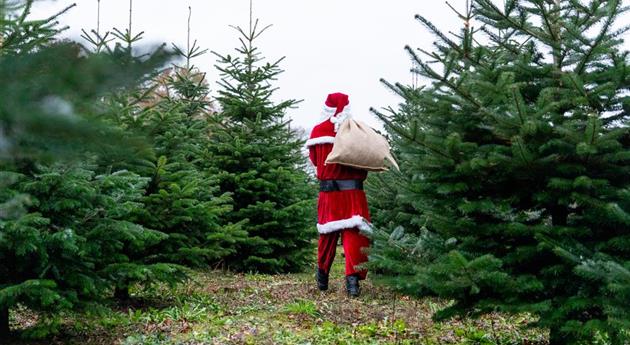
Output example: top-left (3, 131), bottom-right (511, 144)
top-left (114, 286), bottom-right (130, 301)
top-left (0, 307), bottom-right (9, 340)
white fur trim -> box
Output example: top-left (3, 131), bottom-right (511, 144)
top-left (321, 105), bottom-right (337, 117)
top-left (317, 215), bottom-right (372, 234)
top-left (321, 105), bottom-right (352, 132)
top-left (305, 136), bottom-right (335, 147)
top-left (330, 106), bottom-right (352, 132)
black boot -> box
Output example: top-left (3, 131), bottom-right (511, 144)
top-left (316, 268), bottom-right (329, 291)
top-left (345, 274), bottom-right (360, 297)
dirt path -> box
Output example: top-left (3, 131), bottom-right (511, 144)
top-left (8, 249), bottom-right (547, 344)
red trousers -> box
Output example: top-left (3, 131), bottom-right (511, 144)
top-left (318, 228), bottom-right (370, 279)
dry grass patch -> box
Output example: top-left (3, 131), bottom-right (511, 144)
top-left (7, 248), bottom-right (547, 344)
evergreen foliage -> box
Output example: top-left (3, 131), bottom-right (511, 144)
top-left (210, 19), bottom-right (315, 273)
top-left (81, 8), bottom-right (246, 272)
top-left (0, 1), bottom-right (184, 336)
top-left (141, 44), bottom-right (249, 267)
top-left (367, 0), bottom-right (630, 343)
top-left (1, 0), bottom-right (315, 338)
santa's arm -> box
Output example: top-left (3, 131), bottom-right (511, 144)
top-left (306, 127), bottom-right (319, 167)
top-left (309, 146), bottom-right (317, 166)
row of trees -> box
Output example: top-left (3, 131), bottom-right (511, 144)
top-left (4, 0), bottom-right (628, 343)
top-left (0, 0), bottom-right (314, 337)
top-left (367, 0), bottom-right (629, 344)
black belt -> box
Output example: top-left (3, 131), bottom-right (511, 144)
top-left (319, 179), bottom-right (364, 192)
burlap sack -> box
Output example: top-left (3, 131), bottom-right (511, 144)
top-left (325, 119), bottom-right (399, 172)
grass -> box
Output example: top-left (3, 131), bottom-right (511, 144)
top-left (7, 247), bottom-right (547, 344)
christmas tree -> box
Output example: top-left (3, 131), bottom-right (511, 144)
top-left (368, 0), bottom-right (630, 343)
top-left (0, 1), bottom-right (181, 335)
top-left (81, 5), bottom-right (245, 278)
top-left (210, 16), bottom-right (315, 273)
top-left (126, 53), bottom-right (243, 270)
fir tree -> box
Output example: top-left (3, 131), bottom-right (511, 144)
top-left (210, 16), bottom-right (315, 273)
top-left (0, 1), bottom-right (176, 336)
top-left (125, 60), bottom-right (235, 268)
top-left (368, 0), bottom-right (630, 343)
top-left (75, 2), bottom-right (199, 301)
top-left (83, 5), bottom-right (246, 272)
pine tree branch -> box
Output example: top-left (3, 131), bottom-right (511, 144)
top-left (481, 27), bottom-right (542, 67)
top-left (409, 47), bottom-right (482, 109)
top-left (445, 1), bottom-right (467, 20)
top-left (534, 1), bottom-right (559, 43)
top-left (475, 0), bottom-right (551, 44)
top-left (371, 105), bottom-right (452, 160)
top-left (415, 15), bottom-right (484, 69)
top-left (511, 87), bottom-right (526, 125)
top-left (574, 0), bottom-right (620, 75)
top-left (16, 0), bottom-right (32, 25)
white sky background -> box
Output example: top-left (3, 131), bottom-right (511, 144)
top-left (30, 0), bottom-right (630, 133)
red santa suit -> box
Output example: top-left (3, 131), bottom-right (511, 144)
top-left (306, 93), bottom-right (371, 280)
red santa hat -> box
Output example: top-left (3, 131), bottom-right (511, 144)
top-left (322, 92), bottom-right (352, 132)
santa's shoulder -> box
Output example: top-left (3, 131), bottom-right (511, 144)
top-left (310, 119), bottom-right (335, 138)
top-left (306, 119), bottom-right (336, 147)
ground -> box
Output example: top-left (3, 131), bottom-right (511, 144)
top-left (8, 247), bottom-right (547, 345)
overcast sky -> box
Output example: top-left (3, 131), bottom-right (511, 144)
top-left (30, 0), bottom-right (630, 132)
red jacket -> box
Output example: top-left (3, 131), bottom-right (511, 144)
top-left (307, 118), bottom-right (371, 234)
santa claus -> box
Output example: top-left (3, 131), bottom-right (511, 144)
top-left (305, 92), bottom-right (371, 297)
